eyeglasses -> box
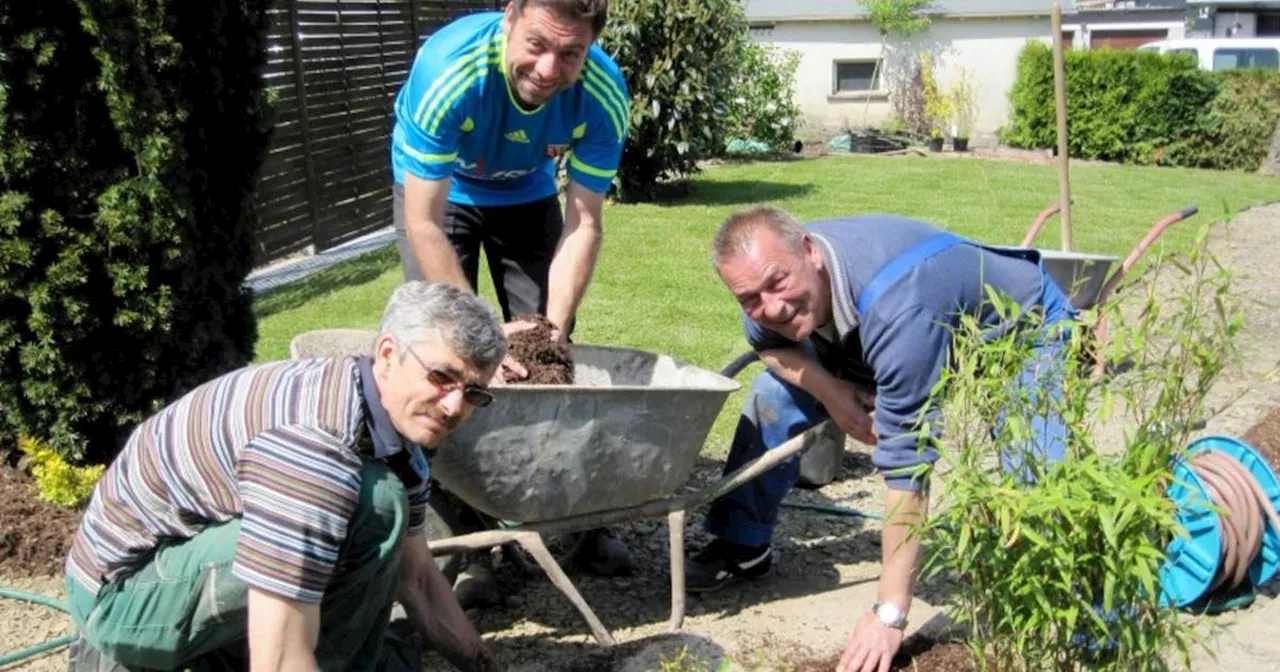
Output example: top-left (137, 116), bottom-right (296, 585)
top-left (403, 346), bottom-right (495, 408)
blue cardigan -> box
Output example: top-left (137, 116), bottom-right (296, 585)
top-left (743, 214), bottom-right (1073, 490)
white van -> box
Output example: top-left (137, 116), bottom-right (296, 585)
top-left (1137, 38), bottom-right (1280, 72)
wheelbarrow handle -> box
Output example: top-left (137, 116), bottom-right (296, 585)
top-left (720, 350), bottom-right (760, 378)
top-left (1020, 199), bottom-right (1075, 248)
top-left (1094, 204), bottom-right (1199, 310)
top-left (1090, 204), bottom-right (1199, 381)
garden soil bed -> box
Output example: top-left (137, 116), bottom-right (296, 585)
top-left (0, 464), bottom-right (82, 577)
top-left (1241, 404), bottom-right (1280, 473)
top-left (791, 639), bottom-right (984, 672)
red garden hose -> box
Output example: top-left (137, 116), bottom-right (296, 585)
top-left (1188, 450), bottom-right (1280, 592)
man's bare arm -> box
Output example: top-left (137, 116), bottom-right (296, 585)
top-left (544, 182), bottom-right (605, 341)
top-left (758, 347), bottom-right (876, 443)
top-left (247, 588), bottom-right (321, 672)
top-left (398, 535), bottom-right (500, 671)
top-left (402, 173), bottom-right (469, 291)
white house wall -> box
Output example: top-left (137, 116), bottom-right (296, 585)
top-left (757, 17), bottom-right (1059, 143)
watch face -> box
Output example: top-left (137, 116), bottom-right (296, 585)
top-left (875, 602), bottom-right (907, 628)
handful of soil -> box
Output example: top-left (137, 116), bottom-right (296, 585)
top-left (506, 314), bottom-right (574, 385)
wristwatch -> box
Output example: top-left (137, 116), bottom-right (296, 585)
top-left (872, 601), bottom-right (908, 630)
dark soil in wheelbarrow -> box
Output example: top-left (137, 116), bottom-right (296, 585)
top-left (1242, 404), bottom-right (1280, 474)
top-left (506, 314), bottom-right (573, 385)
top-left (791, 638), bottom-right (987, 671)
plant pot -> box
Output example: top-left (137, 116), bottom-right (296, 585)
top-left (926, 137), bottom-right (944, 152)
top-left (953, 137), bottom-right (970, 152)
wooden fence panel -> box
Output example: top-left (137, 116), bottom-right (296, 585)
top-left (251, 0), bottom-right (502, 264)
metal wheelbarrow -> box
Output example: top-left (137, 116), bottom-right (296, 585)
top-left (289, 333), bottom-right (839, 645)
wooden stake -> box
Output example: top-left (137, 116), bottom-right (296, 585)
top-left (1051, 1), bottom-right (1073, 251)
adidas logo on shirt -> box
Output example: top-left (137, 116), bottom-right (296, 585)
top-left (504, 129), bottom-right (530, 143)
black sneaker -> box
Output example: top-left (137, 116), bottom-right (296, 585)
top-left (686, 539), bottom-right (772, 593)
top-left (571, 528), bottom-right (637, 576)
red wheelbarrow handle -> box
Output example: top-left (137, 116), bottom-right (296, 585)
top-left (1091, 205), bottom-right (1198, 381)
top-left (1020, 202), bottom-right (1066, 248)
top-left (1094, 205), bottom-right (1199, 310)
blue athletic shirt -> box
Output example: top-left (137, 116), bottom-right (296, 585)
top-left (390, 12), bottom-right (630, 207)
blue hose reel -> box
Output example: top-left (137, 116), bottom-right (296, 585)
top-left (1159, 436), bottom-right (1280, 608)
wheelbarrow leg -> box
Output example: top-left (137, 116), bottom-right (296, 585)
top-left (667, 508), bottom-right (687, 632)
top-left (513, 532), bottom-right (617, 647)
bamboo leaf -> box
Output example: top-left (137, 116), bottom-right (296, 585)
top-left (1099, 507), bottom-right (1118, 549)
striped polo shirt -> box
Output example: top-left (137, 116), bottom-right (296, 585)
top-left (64, 357), bottom-right (430, 603)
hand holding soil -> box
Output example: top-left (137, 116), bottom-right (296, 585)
top-left (503, 314), bottom-right (574, 385)
top-left (494, 321), bottom-right (535, 383)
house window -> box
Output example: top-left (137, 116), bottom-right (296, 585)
top-left (833, 60), bottom-right (881, 94)
top-left (749, 23), bottom-right (775, 39)
top-left (1258, 12), bottom-right (1280, 36)
top-left (1212, 47), bottom-right (1280, 71)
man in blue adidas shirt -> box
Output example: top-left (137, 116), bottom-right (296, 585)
top-left (390, 0), bottom-right (627, 353)
top-left (689, 205), bottom-right (1076, 672)
top-left (390, 0), bottom-right (634, 577)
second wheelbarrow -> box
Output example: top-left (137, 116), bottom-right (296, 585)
top-left (1023, 203), bottom-right (1200, 379)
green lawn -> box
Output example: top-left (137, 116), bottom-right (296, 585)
top-left (253, 155), bottom-right (1280, 455)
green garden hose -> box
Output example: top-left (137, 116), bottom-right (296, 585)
top-left (780, 499), bottom-right (884, 520)
top-left (0, 587), bottom-right (74, 667)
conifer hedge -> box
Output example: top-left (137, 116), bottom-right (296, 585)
top-left (0, 1), bottom-right (273, 463)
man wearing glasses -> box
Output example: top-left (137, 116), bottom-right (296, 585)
top-left (64, 282), bottom-right (507, 672)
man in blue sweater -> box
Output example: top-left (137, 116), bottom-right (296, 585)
top-left (688, 205), bottom-right (1075, 672)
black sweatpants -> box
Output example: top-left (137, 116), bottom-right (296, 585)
top-left (393, 184), bottom-right (564, 323)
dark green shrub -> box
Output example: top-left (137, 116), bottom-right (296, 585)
top-left (1003, 41), bottom-right (1280, 171)
top-left (726, 41), bottom-right (803, 151)
top-left (601, 0), bottom-right (749, 200)
top-left (0, 1), bottom-right (271, 463)
top-left (1002, 42), bottom-right (1056, 150)
top-left (1166, 69), bottom-right (1280, 170)
top-left (1003, 41), bottom-right (1217, 165)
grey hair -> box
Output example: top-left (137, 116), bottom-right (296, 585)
top-left (377, 282), bottom-right (507, 372)
top-left (709, 204), bottom-right (806, 269)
